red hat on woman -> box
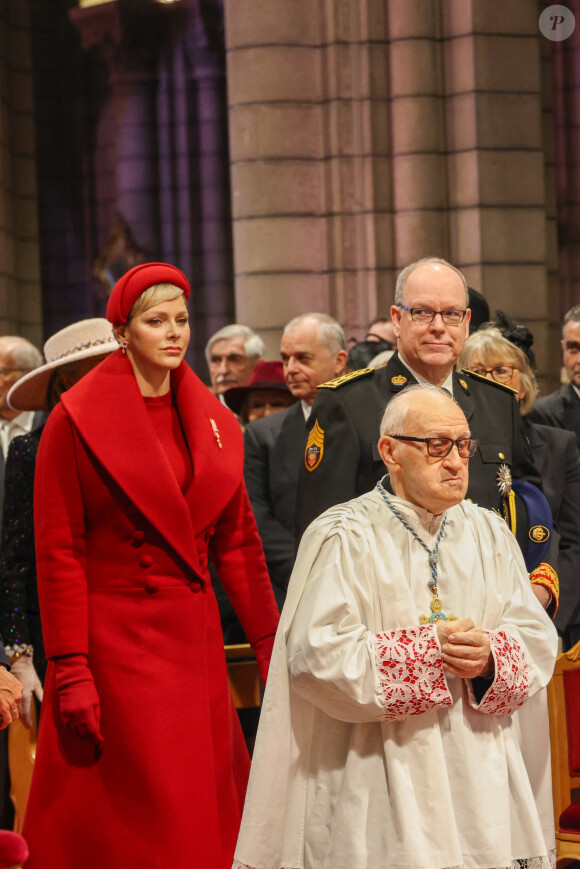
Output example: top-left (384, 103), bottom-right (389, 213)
top-left (106, 262), bottom-right (190, 327)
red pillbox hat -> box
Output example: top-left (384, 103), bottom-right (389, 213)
top-left (106, 262), bottom-right (190, 326)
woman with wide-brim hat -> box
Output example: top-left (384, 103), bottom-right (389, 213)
top-left (0, 318), bottom-right (118, 727)
top-left (21, 263), bottom-right (279, 869)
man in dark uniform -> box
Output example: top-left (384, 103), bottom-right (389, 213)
top-left (531, 304), bottom-right (580, 448)
top-left (296, 258), bottom-right (544, 571)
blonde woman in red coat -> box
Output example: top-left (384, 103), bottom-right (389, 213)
top-left (22, 263), bottom-right (279, 869)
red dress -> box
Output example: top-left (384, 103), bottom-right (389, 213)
top-left (22, 351), bottom-right (279, 869)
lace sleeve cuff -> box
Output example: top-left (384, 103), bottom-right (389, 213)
top-left (467, 627), bottom-right (531, 716)
top-left (373, 626), bottom-right (452, 721)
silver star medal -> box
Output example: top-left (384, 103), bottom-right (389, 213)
top-left (497, 463), bottom-right (512, 496)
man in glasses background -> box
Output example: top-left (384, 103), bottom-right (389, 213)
top-left (531, 304), bottom-right (580, 450)
top-left (296, 257), bottom-right (542, 547)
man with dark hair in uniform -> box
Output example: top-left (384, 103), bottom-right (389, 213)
top-left (296, 257), bottom-right (557, 608)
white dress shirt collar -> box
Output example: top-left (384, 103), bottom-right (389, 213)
top-left (397, 356), bottom-right (455, 396)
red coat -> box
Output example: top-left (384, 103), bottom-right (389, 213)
top-left (22, 351), bottom-right (279, 869)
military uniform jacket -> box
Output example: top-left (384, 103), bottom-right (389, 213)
top-left (296, 352), bottom-right (541, 537)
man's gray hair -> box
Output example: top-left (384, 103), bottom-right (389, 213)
top-left (394, 257), bottom-right (469, 307)
top-left (0, 336), bottom-right (43, 370)
top-left (283, 313), bottom-right (346, 354)
top-left (563, 304), bottom-right (580, 331)
top-left (379, 384), bottom-right (461, 437)
top-left (204, 324), bottom-right (265, 364)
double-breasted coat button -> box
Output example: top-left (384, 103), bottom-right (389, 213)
top-left (145, 581), bottom-right (158, 595)
top-left (190, 583), bottom-right (202, 594)
top-left (131, 530), bottom-right (146, 546)
top-left (139, 554), bottom-right (154, 568)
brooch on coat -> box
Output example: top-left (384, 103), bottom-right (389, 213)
top-left (209, 418), bottom-right (222, 449)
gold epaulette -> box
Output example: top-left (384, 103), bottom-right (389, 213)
top-left (318, 367), bottom-right (375, 389)
top-left (461, 368), bottom-right (518, 395)
top-left (530, 563), bottom-right (560, 614)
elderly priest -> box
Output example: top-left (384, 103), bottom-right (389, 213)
top-left (232, 384), bottom-right (558, 869)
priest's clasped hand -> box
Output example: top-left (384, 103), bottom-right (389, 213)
top-left (436, 617), bottom-right (494, 680)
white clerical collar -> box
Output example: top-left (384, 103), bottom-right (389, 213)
top-left (397, 355), bottom-right (454, 396)
top-left (388, 492), bottom-right (445, 540)
top-left (301, 400), bottom-right (312, 420)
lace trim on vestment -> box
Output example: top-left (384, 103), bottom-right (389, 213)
top-left (374, 625), bottom-right (452, 720)
top-left (472, 627), bottom-right (531, 716)
top-left (232, 848), bottom-right (556, 869)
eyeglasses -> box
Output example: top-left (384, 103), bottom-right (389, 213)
top-left (388, 435), bottom-right (478, 458)
top-left (398, 305), bottom-right (467, 325)
top-left (467, 364), bottom-right (516, 384)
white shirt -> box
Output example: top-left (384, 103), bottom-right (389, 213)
top-left (0, 411), bottom-right (36, 459)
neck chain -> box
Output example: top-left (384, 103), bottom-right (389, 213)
top-left (376, 481), bottom-right (457, 625)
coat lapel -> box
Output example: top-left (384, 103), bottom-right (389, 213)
top-left (380, 356), bottom-right (476, 422)
top-left (61, 351), bottom-right (241, 578)
top-left (172, 365), bottom-right (243, 538)
top-left (279, 403), bottom-right (307, 482)
top-left (453, 371), bottom-right (475, 422)
top-left (382, 353), bottom-right (418, 397)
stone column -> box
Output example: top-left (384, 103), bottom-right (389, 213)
top-left (225, 0), bottom-right (555, 376)
top-left (224, 0), bottom-right (392, 356)
top-left (387, 0), bottom-right (449, 267)
top-left (442, 0), bottom-right (554, 381)
top-left (0, 0), bottom-right (42, 344)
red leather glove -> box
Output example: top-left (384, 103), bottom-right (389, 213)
top-left (253, 634), bottom-right (276, 687)
top-left (54, 655), bottom-right (103, 748)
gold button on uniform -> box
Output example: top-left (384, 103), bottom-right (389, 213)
top-left (498, 452), bottom-right (505, 460)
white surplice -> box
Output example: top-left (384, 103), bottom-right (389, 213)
top-left (233, 488), bottom-right (558, 869)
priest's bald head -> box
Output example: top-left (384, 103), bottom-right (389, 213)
top-left (377, 386), bottom-right (477, 515)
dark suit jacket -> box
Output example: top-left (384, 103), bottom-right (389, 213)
top-left (296, 352), bottom-right (541, 537)
top-left (243, 402), bottom-right (304, 608)
top-left (0, 428), bottom-right (45, 678)
top-left (525, 417), bottom-right (580, 634)
top-left (531, 383), bottom-right (580, 449)
top-left (0, 412), bottom-right (44, 522)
